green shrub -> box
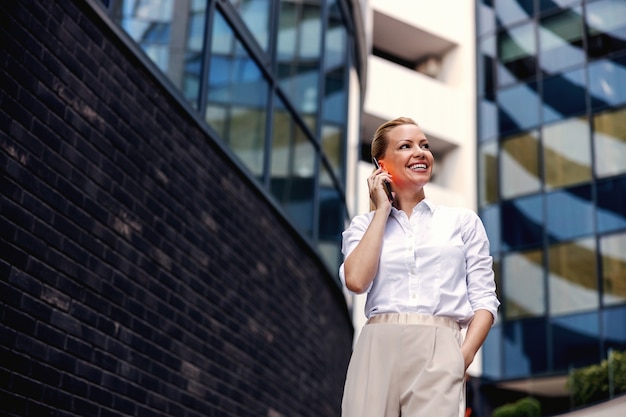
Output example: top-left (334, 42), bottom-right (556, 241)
top-left (566, 349), bottom-right (626, 408)
top-left (492, 397), bottom-right (541, 417)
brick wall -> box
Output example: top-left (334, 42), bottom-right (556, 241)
top-left (0, 1), bottom-right (353, 416)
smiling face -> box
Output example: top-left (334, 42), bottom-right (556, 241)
top-left (380, 123), bottom-right (434, 190)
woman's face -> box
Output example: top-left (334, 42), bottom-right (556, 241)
top-left (380, 123), bottom-right (434, 189)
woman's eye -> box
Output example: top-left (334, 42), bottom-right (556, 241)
top-left (421, 144), bottom-right (430, 149)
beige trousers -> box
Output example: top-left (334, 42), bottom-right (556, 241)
top-left (341, 313), bottom-right (465, 417)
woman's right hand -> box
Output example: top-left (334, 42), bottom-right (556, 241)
top-left (369, 168), bottom-right (393, 212)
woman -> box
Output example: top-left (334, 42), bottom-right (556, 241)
top-left (339, 117), bottom-right (500, 417)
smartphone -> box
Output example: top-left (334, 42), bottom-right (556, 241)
top-left (372, 158), bottom-right (394, 202)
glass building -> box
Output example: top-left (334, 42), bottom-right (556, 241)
top-left (477, 0), bottom-right (626, 402)
top-left (98, 0), bottom-right (366, 276)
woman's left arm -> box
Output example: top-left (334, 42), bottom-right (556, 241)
top-left (461, 309), bottom-right (493, 371)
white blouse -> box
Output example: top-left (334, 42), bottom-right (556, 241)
top-left (339, 199), bottom-right (500, 327)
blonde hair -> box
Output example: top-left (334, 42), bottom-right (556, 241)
top-left (371, 117), bottom-right (419, 160)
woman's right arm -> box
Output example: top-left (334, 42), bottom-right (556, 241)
top-left (343, 207), bottom-right (389, 293)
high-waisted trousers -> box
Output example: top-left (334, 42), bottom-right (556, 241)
top-left (341, 313), bottom-right (465, 417)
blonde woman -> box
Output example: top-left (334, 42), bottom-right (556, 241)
top-left (340, 117), bottom-right (500, 417)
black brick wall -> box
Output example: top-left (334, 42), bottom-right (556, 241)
top-left (0, 1), bottom-right (353, 416)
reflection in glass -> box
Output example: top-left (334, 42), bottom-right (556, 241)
top-left (479, 141), bottom-right (499, 206)
top-left (318, 165), bottom-right (343, 272)
top-left (482, 324), bottom-right (503, 379)
top-left (551, 312), bottom-right (600, 370)
top-left (228, 0), bottom-right (271, 50)
top-left (594, 107), bottom-right (626, 178)
top-left (323, 14), bottom-right (347, 126)
top-left (597, 175), bottom-right (626, 233)
top-left (271, 96), bottom-right (315, 237)
top-left (548, 238), bottom-right (598, 315)
top-left (497, 22), bottom-right (536, 86)
top-left (503, 318), bottom-right (548, 378)
top-left (542, 117), bottom-right (591, 189)
top-left (206, 12), bottom-right (268, 176)
top-left (585, 0), bottom-right (626, 58)
top-left (479, 35), bottom-right (496, 98)
top-left (498, 82), bottom-right (540, 134)
top-left (481, 205), bottom-right (501, 254)
top-left (501, 194), bottom-right (543, 250)
top-left (538, 0), bottom-right (580, 14)
top-left (589, 55), bottom-right (626, 110)
top-left (495, 0), bottom-right (534, 28)
top-left (500, 130), bottom-right (540, 198)
top-left (542, 68), bottom-right (587, 124)
top-left (545, 184), bottom-right (593, 241)
top-left (503, 249), bottom-right (545, 318)
top-left (321, 124), bottom-right (343, 182)
top-left (603, 306), bottom-right (626, 351)
top-left (480, 98), bottom-right (498, 142)
top-left (539, 8), bottom-right (584, 74)
top-left (277, 1), bottom-right (322, 132)
top-left (478, 0), bottom-right (496, 36)
top-left (600, 232), bottom-right (626, 306)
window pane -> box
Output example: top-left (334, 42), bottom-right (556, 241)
top-left (503, 318), bottom-right (548, 378)
top-left (548, 238), bottom-right (598, 315)
top-left (321, 124), bottom-right (343, 183)
top-left (500, 130), bottom-right (541, 198)
top-left (495, 0), bottom-right (534, 27)
top-left (228, 0), bottom-right (271, 50)
top-left (542, 117), bottom-right (591, 189)
top-left (589, 55), bottom-right (626, 111)
top-left (206, 12), bottom-right (268, 176)
top-left (270, 97), bottom-right (315, 237)
top-left (482, 324), bottom-right (503, 379)
top-left (538, 0), bottom-right (580, 14)
top-left (277, 1), bottom-right (322, 132)
top-left (545, 184), bottom-right (594, 241)
top-left (498, 82), bottom-right (540, 135)
top-left (586, 0), bottom-right (626, 58)
top-left (603, 306), bottom-right (626, 352)
top-left (503, 249), bottom-right (545, 318)
top-left (596, 175), bottom-right (626, 233)
top-left (323, 19), bottom-right (347, 125)
top-left (481, 205), bottom-right (501, 254)
top-left (600, 232), bottom-right (626, 307)
top-left (539, 8), bottom-right (584, 74)
top-left (478, 1), bottom-right (496, 36)
top-left (479, 35), bottom-right (496, 98)
top-left (502, 194), bottom-right (544, 250)
top-left (479, 98), bottom-right (498, 142)
top-left (551, 312), bottom-right (600, 370)
top-left (542, 68), bottom-right (587, 124)
top-left (594, 107), bottom-right (626, 178)
top-left (497, 22), bottom-right (536, 86)
top-left (479, 141), bottom-right (499, 206)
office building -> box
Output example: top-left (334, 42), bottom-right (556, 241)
top-left (477, 0), bottom-right (626, 414)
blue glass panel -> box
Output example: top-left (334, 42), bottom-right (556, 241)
top-left (228, 0), bottom-right (271, 50)
top-left (481, 205), bottom-right (501, 254)
top-left (501, 194), bottom-right (544, 250)
top-left (542, 68), bottom-right (587, 124)
top-left (480, 98), bottom-right (498, 142)
top-left (597, 175), bottom-right (626, 233)
top-left (498, 82), bottom-right (540, 135)
top-left (497, 22), bottom-right (536, 86)
top-left (551, 312), bottom-right (601, 370)
top-left (538, 0), bottom-right (581, 14)
top-left (478, 0), bottom-right (496, 36)
top-left (545, 184), bottom-right (593, 241)
top-left (503, 318), bottom-right (548, 378)
top-left (588, 55), bottom-right (626, 111)
top-left (586, 0), bottom-right (626, 58)
top-left (482, 324), bottom-right (503, 379)
top-left (495, 0), bottom-right (534, 28)
top-left (539, 7), bottom-right (584, 74)
top-left (600, 232), bottom-right (626, 306)
top-left (603, 305), bottom-right (626, 351)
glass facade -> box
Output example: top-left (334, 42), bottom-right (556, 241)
top-left (477, 0), bottom-right (626, 381)
top-left (101, 0), bottom-right (360, 274)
